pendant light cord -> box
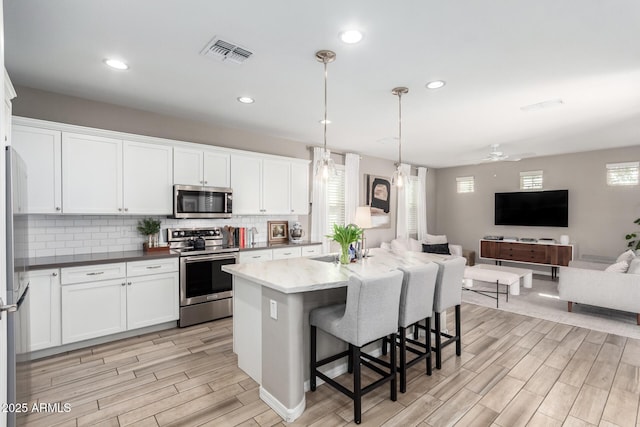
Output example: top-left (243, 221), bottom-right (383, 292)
top-left (398, 91), bottom-right (402, 165)
top-left (323, 60), bottom-right (328, 154)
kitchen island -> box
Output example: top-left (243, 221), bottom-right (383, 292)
top-left (222, 248), bottom-right (450, 422)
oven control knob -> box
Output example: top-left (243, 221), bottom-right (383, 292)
top-left (208, 230), bottom-right (215, 236)
top-left (179, 231), bottom-right (185, 237)
top-left (172, 231), bottom-right (180, 238)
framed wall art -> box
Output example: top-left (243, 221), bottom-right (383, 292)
top-left (365, 174), bottom-right (391, 229)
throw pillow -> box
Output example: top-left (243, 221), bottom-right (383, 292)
top-left (424, 234), bottom-right (448, 244)
top-left (422, 243), bottom-right (451, 255)
top-left (628, 257), bottom-right (640, 274)
top-left (605, 260), bottom-right (629, 273)
top-left (391, 239), bottom-right (409, 253)
top-left (616, 249), bottom-right (636, 264)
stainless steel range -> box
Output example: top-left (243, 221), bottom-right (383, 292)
top-left (167, 227), bottom-right (239, 327)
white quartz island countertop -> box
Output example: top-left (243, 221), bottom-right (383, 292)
top-left (221, 248), bottom-right (453, 422)
top-left (222, 248), bottom-right (450, 294)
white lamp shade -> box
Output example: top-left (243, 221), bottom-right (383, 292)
top-left (354, 206), bottom-right (372, 229)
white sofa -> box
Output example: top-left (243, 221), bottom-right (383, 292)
top-left (380, 237), bottom-right (463, 257)
top-left (558, 253), bottom-right (640, 325)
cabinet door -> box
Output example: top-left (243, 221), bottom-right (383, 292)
top-left (126, 272), bottom-right (179, 330)
top-left (123, 140), bottom-right (173, 214)
top-left (262, 159), bottom-right (290, 214)
top-left (12, 126), bottom-right (62, 214)
top-left (62, 133), bottom-right (122, 214)
top-left (290, 162), bottom-right (309, 214)
top-left (173, 147), bottom-right (204, 186)
top-left (61, 278), bottom-right (127, 344)
top-left (203, 151), bottom-right (231, 187)
top-left (27, 269), bottom-right (61, 351)
top-left (230, 154), bottom-right (262, 214)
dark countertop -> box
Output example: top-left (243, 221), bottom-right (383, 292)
top-left (238, 240), bottom-right (322, 252)
top-left (29, 250), bottom-right (179, 270)
top-left (28, 241), bottom-right (321, 269)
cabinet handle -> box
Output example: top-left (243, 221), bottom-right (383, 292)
top-left (124, 208), bottom-right (129, 212)
top-left (146, 265), bottom-right (162, 269)
top-left (204, 181), bottom-right (208, 184)
top-left (56, 207), bottom-right (61, 211)
top-left (283, 252), bottom-right (291, 255)
top-left (52, 272), bottom-right (58, 277)
top-left (252, 256), bottom-right (261, 259)
top-left (121, 282), bottom-right (126, 286)
top-left (291, 209), bottom-right (294, 213)
top-left (118, 208), bottom-right (123, 212)
top-left (127, 282), bottom-right (132, 286)
top-left (86, 272), bottom-right (104, 276)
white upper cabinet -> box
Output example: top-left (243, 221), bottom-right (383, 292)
top-left (230, 154), bottom-right (262, 214)
top-left (290, 162), bottom-right (309, 215)
top-left (123, 140), bottom-right (173, 214)
top-left (62, 133), bottom-right (123, 214)
top-left (174, 146), bottom-right (230, 187)
top-left (262, 158), bottom-right (291, 214)
top-left (12, 125), bottom-right (62, 214)
top-left (63, 133), bottom-right (173, 215)
top-left (231, 153), bottom-right (309, 215)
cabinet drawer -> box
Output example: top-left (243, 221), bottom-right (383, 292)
top-left (61, 262), bottom-right (126, 285)
top-left (301, 245), bottom-right (322, 257)
top-left (272, 247), bottom-right (302, 260)
top-left (239, 250), bottom-right (273, 264)
top-left (127, 258), bottom-right (179, 277)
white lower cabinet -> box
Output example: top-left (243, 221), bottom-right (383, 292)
top-left (239, 244), bottom-right (321, 263)
top-left (27, 269), bottom-right (61, 351)
top-left (60, 258), bottom-right (179, 345)
top-left (127, 272), bottom-right (179, 330)
top-left (61, 278), bottom-right (127, 344)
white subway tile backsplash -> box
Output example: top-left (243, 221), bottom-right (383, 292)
top-left (26, 214), bottom-right (299, 258)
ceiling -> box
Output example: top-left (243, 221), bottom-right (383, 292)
top-left (5, 1), bottom-right (640, 168)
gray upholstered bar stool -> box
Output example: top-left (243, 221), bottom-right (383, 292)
top-left (395, 263), bottom-right (439, 392)
top-left (309, 270), bottom-right (404, 425)
top-left (431, 257), bottom-right (466, 369)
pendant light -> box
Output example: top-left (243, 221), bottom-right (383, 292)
top-left (315, 50), bottom-right (337, 180)
top-left (391, 87), bottom-right (409, 187)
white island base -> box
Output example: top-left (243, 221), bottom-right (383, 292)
top-left (224, 249), bottom-right (451, 422)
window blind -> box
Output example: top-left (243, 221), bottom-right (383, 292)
top-left (326, 166), bottom-right (346, 231)
top-left (406, 176), bottom-right (419, 235)
top-left (456, 176), bottom-right (474, 193)
top-left (520, 170), bottom-right (543, 190)
top-left (607, 162), bottom-right (639, 186)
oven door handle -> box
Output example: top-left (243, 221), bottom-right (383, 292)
top-left (183, 254), bottom-right (237, 263)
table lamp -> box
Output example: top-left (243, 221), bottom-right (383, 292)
top-left (354, 206), bottom-right (373, 257)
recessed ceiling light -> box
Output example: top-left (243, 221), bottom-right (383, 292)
top-left (104, 58), bottom-right (129, 70)
top-left (319, 119), bottom-right (332, 124)
top-left (237, 96), bottom-right (255, 104)
top-left (426, 80), bottom-right (445, 89)
top-left (339, 30), bottom-right (364, 44)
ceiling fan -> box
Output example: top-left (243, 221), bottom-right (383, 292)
top-left (481, 144), bottom-right (533, 162)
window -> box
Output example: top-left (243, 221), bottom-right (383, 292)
top-left (520, 170), bottom-right (543, 190)
top-left (326, 165), bottom-right (345, 231)
top-left (406, 176), bottom-right (419, 235)
top-left (456, 176), bottom-right (474, 193)
top-left (607, 162), bottom-right (639, 186)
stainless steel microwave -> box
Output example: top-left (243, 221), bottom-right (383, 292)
top-left (173, 185), bottom-right (233, 219)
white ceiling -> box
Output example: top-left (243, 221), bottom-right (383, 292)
top-left (5, 1), bottom-right (640, 168)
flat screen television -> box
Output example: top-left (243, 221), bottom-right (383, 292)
top-left (495, 190), bottom-right (568, 227)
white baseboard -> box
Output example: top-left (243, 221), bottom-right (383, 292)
top-left (259, 386), bottom-right (305, 423)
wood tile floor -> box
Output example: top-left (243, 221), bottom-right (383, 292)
top-left (18, 302), bottom-right (640, 426)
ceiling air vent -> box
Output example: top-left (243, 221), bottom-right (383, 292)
top-left (200, 37), bottom-right (253, 64)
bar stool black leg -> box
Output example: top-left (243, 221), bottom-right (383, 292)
top-left (398, 327), bottom-right (407, 393)
top-left (390, 333), bottom-right (397, 401)
top-left (426, 317), bottom-right (432, 376)
top-left (381, 338), bottom-right (388, 356)
top-left (455, 305), bottom-right (461, 356)
top-left (434, 312), bottom-right (442, 369)
top-left (348, 344), bottom-right (354, 373)
top-left (353, 345), bottom-right (362, 424)
top-left (413, 324), bottom-right (419, 339)
top-left (310, 325), bottom-right (317, 391)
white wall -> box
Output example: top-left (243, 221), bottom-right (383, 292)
top-left (434, 146), bottom-right (640, 262)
